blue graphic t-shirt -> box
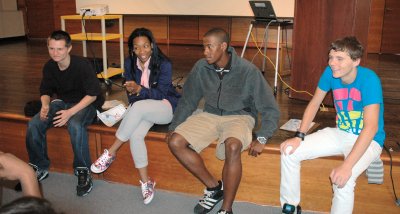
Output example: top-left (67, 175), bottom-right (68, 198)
top-left (318, 66), bottom-right (385, 147)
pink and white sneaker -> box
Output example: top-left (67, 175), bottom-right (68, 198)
top-left (90, 149), bottom-right (115, 173)
top-left (140, 179), bottom-right (156, 205)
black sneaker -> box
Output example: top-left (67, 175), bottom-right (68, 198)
top-left (76, 167), bottom-right (93, 197)
top-left (217, 210), bottom-right (233, 214)
top-left (15, 163), bottom-right (48, 192)
top-left (29, 163), bottom-right (49, 181)
top-left (194, 181), bottom-right (224, 214)
top-left (282, 203), bottom-right (302, 214)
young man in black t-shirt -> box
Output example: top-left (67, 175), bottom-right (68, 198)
top-left (25, 30), bottom-right (103, 197)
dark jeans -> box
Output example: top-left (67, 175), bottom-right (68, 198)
top-left (25, 100), bottom-right (96, 170)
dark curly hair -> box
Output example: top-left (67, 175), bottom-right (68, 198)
top-left (127, 28), bottom-right (170, 82)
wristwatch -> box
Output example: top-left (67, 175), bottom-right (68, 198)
top-left (257, 136), bottom-right (267, 145)
top-left (294, 131), bottom-right (306, 141)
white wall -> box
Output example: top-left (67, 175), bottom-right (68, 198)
top-left (75, 0), bottom-right (295, 18)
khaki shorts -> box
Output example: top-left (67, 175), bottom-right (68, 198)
top-left (174, 112), bottom-right (255, 160)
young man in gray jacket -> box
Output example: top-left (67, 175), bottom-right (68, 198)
top-left (167, 28), bottom-right (280, 214)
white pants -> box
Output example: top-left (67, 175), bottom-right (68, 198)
top-left (116, 100), bottom-right (173, 168)
top-left (280, 127), bottom-right (382, 214)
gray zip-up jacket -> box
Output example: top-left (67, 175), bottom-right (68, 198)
top-left (169, 47), bottom-right (280, 140)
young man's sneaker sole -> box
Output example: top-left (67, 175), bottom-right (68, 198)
top-left (217, 210), bottom-right (233, 214)
top-left (77, 180), bottom-right (93, 197)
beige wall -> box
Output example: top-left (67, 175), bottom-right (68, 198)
top-left (0, 0), bottom-right (17, 10)
top-left (0, 0), bottom-right (25, 38)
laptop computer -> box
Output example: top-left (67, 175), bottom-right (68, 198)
top-left (249, 0), bottom-right (277, 22)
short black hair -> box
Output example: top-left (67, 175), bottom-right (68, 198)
top-left (329, 36), bottom-right (364, 60)
top-left (48, 30), bottom-right (71, 47)
top-left (204, 28), bottom-right (230, 47)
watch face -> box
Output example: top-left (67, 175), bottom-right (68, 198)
top-left (257, 137), bottom-right (267, 144)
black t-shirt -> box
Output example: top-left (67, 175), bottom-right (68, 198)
top-left (40, 55), bottom-right (104, 108)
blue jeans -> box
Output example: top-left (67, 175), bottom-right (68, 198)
top-left (25, 100), bottom-right (96, 170)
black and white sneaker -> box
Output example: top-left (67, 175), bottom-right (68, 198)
top-left (282, 203), bottom-right (302, 214)
top-left (29, 163), bottom-right (49, 181)
top-left (76, 167), bottom-right (93, 197)
top-left (194, 181), bottom-right (224, 214)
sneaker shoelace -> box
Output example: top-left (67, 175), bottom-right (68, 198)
top-left (198, 189), bottom-right (217, 209)
top-left (95, 152), bottom-right (113, 168)
top-left (141, 181), bottom-right (154, 199)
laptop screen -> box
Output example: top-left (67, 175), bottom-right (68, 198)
top-left (249, 0), bottom-right (277, 21)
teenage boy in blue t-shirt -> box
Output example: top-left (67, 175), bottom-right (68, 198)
top-left (280, 36), bottom-right (385, 214)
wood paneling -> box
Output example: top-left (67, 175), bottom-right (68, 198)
top-left (168, 16), bottom-right (199, 41)
top-left (52, 0), bottom-right (76, 30)
top-left (123, 16), bottom-right (168, 42)
top-left (25, 0), bottom-right (76, 38)
top-left (198, 17), bottom-right (230, 40)
top-left (380, 0), bottom-right (400, 53)
top-left (290, 0), bottom-right (328, 102)
top-left (353, 0), bottom-right (373, 53)
top-left (16, 0), bottom-right (28, 35)
top-left (368, 0), bottom-right (385, 53)
top-left (25, 0), bottom-right (54, 38)
top-left (230, 17), bottom-right (286, 48)
top-left (231, 18), bottom-right (252, 43)
top-left (231, 18), bottom-right (270, 47)
top-left (290, 0), bottom-right (371, 102)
